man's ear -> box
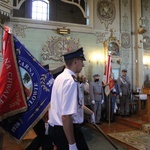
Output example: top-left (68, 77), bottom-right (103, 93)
top-left (74, 58), bottom-right (77, 64)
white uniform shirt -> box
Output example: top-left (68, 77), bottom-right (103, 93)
top-left (48, 68), bottom-right (84, 126)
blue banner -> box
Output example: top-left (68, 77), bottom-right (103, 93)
top-left (0, 35), bottom-right (54, 141)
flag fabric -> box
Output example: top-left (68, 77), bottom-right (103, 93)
top-left (103, 55), bottom-right (114, 96)
top-left (0, 32), bottom-right (54, 141)
top-left (0, 27), bottom-right (27, 121)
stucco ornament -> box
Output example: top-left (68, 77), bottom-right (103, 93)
top-left (122, 0), bottom-right (128, 7)
top-left (97, 0), bottom-right (116, 30)
top-left (143, 36), bottom-right (150, 51)
top-left (1, 0), bottom-right (10, 3)
top-left (95, 32), bottom-right (107, 44)
top-left (142, 0), bottom-right (149, 11)
top-left (13, 24), bottom-right (27, 38)
top-left (41, 36), bottom-right (79, 61)
top-left (121, 33), bottom-right (130, 49)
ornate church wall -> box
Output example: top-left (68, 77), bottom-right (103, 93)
top-left (0, 0), bottom-right (143, 90)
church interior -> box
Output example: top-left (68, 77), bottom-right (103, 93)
top-left (1, 0), bottom-right (150, 149)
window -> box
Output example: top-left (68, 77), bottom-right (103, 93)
top-left (32, 0), bottom-right (49, 21)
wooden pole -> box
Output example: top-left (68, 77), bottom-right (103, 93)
top-left (93, 123), bottom-right (118, 150)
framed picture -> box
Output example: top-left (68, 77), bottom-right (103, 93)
top-left (108, 42), bottom-right (119, 56)
top-left (112, 68), bottom-right (120, 80)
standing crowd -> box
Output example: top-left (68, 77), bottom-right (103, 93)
top-left (25, 48), bottom-right (131, 150)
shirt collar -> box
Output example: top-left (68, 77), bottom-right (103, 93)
top-left (64, 68), bottom-right (76, 76)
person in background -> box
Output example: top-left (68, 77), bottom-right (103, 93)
top-left (90, 74), bottom-right (104, 125)
top-left (80, 75), bottom-right (91, 123)
top-left (81, 75), bottom-right (91, 110)
top-left (48, 48), bottom-right (95, 150)
top-left (117, 69), bottom-right (131, 117)
top-left (106, 80), bottom-right (119, 122)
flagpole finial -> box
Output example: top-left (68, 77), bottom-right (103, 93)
top-left (108, 51), bottom-right (111, 55)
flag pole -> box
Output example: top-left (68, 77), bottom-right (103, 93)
top-left (108, 94), bottom-right (111, 125)
top-left (93, 123), bottom-right (118, 150)
top-left (0, 23), bottom-right (5, 30)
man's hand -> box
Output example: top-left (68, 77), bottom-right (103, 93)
top-left (92, 100), bottom-right (95, 104)
top-left (69, 143), bottom-right (78, 150)
top-left (120, 92), bottom-right (122, 97)
top-left (45, 123), bottom-right (49, 135)
top-left (91, 113), bottom-right (95, 124)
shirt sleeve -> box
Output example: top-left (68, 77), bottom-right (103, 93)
top-left (61, 79), bottom-right (78, 115)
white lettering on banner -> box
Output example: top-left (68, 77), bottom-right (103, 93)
top-left (11, 122), bottom-right (21, 133)
top-left (0, 72), bottom-right (13, 107)
top-left (47, 78), bottom-right (54, 87)
top-left (0, 99), bottom-right (4, 105)
top-left (4, 58), bottom-right (11, 69)
top-left (28, 83), bottom-right (38, 107)
top-left (18, 60), bottom-right (34, 77)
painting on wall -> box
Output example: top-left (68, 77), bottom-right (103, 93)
top-left (108, 42), bottom-right (119, 56)
top-left (103, 29), bottom-right (121, 65)
top-left (112, 68), bottom-right (120, 80)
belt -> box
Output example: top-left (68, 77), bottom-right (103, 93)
top-left (94, 92), bottom-right (102, 95)
top-left (53, 124), bottom-right (81, 128)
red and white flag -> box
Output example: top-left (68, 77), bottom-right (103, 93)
top-left (103, 55), bottom-right (114, 96)
top-left (0, 26), bottom-right (27, 121)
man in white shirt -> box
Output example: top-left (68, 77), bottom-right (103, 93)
top-left (48, 48), bottom-right (94, 150)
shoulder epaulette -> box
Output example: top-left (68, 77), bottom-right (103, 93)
top-left (71, 75), bottom-right (78, 82)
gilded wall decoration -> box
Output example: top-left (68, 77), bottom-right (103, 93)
top-left (122, 0), bottom-right (128, 7)
top-left (108, 41), bottom-right (119, 56)
top-left (122, 13), bottom-right (129, 32)
top-left (103, 29), bottom-right (121, 64)
top-left (121, 32), bottom-right (130, 49)
top-left (97, 0), bottom-right (116, 30)
top-left (41, 36), bottom-right (79, 61)
top-left (95, 32), bottom-right (107, 44)
top-left (13, 24), bottom-right (27, 38)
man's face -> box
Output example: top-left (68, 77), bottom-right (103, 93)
top-left (94, 76), bottom-right (100, 82)
top-left (81, 76), bottom-right (86, 83)
top-left (122, 71), bottom-right (127, 76)
top-left (94, 76), bottom-right (99, 80)
top-left (75, 57), bottom-right (84, 73)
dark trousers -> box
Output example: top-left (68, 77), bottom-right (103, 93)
top-left (106, 95), bottom-right (115, 121)
top-left (120, 95), bottom-right (130, 115)
top-left (25, 119), bottom-right (53, 150)
top-left (49, 124), bottom-right (89, 150)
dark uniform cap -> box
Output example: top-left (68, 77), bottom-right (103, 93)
top-left (62, 47), bottom-right (86, 61)
top-left (122, 69), bottom-right (127, 72)
top-left (93, 74), bottom-right (100, 78)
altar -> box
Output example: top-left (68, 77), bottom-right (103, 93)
top-left (133, 94), bottom-right (147, 116)
top-left (141, 88), bottom-right (150, 121)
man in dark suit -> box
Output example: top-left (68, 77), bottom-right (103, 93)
top-left (90, 74), bottom-right (104, 124)
top-left (117, 69), bottom-right (131, 117)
